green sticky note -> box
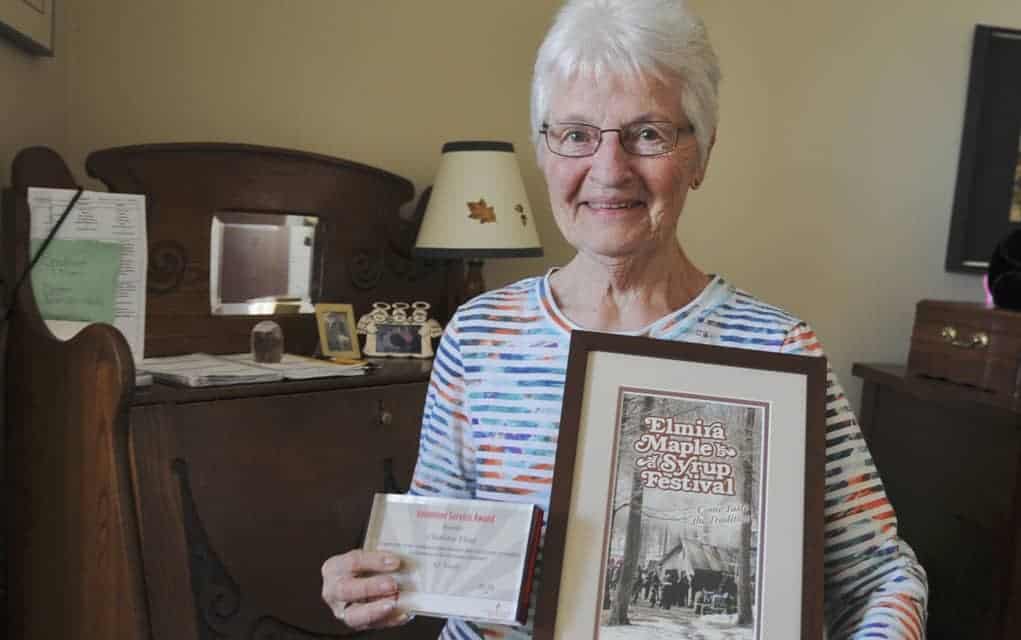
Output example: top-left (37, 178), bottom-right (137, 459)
top-left (30, 238), bottom-right (121, 324)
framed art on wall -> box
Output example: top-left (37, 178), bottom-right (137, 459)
top-left (946, 24), bottom-right (1021, 273)
top-left (0, 0), bottom-right (55, 56)
top-left (533, 332), bottom-right (826, 640)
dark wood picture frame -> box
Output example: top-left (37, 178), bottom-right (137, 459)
top-left (533, 331), bottom-right (826, 640)
top-left (0, 0), bottom-right (55, 56)
top-left (946, 24), bottom-right (1021, 273)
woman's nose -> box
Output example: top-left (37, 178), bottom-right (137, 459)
top-left (588, 131), bottom-right (633, 186)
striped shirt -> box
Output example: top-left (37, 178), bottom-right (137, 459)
top-left (410, 273), bottom-right (928, 640)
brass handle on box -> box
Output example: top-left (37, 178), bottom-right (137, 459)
top-left (940, 326), bottom-right (990, 349)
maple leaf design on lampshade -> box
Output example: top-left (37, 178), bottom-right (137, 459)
top-left (466, 198), bottom-right (497, 223)
top-left (515, 203), bottom-right (527, 226)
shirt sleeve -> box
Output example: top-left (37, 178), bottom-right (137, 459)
top-left (408, 314), bottom-right (477, 499)
top-left (782, 322), bottom-right (928, 640)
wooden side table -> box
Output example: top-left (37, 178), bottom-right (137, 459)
top-left (853, 363), bottom-right (1021, 639)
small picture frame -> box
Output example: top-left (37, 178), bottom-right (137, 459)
top-left (0, 0), bottom-right (56, 56)
top-left (357, 301), bottom-right (443, 359)
top-left (314, 303), bottom-right (360, 359)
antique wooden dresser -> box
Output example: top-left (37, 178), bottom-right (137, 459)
top-left (3, 145), bottom-right (455, 639)
top-left (854, 363), bottom-right (1021, 640)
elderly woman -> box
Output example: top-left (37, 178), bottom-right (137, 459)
top-left (321, 1), bottom-right (928, 638)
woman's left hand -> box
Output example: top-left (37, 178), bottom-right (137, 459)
top-left (320, 549), bottom-right (411, 630)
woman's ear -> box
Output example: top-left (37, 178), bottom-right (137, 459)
top-left (692, 129), bottom-right (716, 189)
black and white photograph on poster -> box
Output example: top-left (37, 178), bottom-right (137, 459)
top-left (597, 388), bottom-right (768, 640)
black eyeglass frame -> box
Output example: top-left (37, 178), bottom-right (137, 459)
top-left (538, 121), bottom-right (696, 158)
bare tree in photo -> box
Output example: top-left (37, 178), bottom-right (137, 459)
top-left (737, 406), bottom-right (755, 626)
top-left (609, 394), bottom-right (652, 625)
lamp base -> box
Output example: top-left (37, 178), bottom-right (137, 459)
top-left (464, 259), bottom-right (486, 303)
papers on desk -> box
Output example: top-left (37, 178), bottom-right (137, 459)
top-left (140, 354), bottom-right (283, 386)
top-left (140, 353), bottom-right (367, 387)
top-left (28, 187), bottom-right (147, 363)
top-left (219, 353), bottom-right (368, 379)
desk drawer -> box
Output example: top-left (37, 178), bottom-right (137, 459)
top-left (129, 380), bottom-right (439, 639)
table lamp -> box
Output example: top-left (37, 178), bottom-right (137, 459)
top-left (414, 141), bottom-right (543, 304)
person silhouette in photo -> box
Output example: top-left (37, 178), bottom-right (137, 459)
top-left (325, 312), bottom-right (352, 352)
top-left (678, 570), bottom-right (690, 609)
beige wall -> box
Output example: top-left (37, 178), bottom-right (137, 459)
top-left (683, 0), bottom-right (1020, 407)
top-left (1, 2), bottom-right (68, 439)
top-left (1, 5), bottom-right (67, 191)
top-left (48, 0), bottom-right (1021, 408)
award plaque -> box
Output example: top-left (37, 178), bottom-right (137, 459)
top-left (363, 493), bottom-right (543, 626)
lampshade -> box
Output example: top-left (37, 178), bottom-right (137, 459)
top-left (414, 141), bottom-right (543, 258)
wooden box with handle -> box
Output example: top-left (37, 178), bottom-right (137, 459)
top-left (907, 299), bottom-right (1021, 401)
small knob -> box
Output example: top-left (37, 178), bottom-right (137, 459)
top-left (378, 401), bottom-right (393, 426)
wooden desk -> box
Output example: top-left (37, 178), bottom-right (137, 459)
top-left (854, 363), bottom-right (1021, 639)
top-left (4, 145), bottom-right (454, 639)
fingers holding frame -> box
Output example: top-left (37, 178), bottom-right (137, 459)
top-left (320, 550), bottom-right (406, 630)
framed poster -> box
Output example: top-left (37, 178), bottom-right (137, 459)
top-left (946, 24), bottom-right (1021, 273)
top-left (0, 0), bottom-right (55, 56)
top-left (534, 332), bottom-right (825, 640)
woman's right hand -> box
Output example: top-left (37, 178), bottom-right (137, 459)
top-left (320, 549), bottom-right (409, 630)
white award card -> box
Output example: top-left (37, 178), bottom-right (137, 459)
top-left (363, 494), bottom-right (542, 626)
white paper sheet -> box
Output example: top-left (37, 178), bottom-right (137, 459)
top-left (219, 353), bottom-right (367, 379)
top-left (28, 187), bottom-right (147, 363)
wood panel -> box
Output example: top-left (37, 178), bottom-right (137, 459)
top-left (854, 363), bottom-right (1021, 639)
top-left (4, 148), bottom-right (150, 638)
top-left (129, 382), bottom-right (444, 639)
top-left (86, 143), bottom-right (458, 357)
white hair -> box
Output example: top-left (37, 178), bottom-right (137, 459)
top-left (531, 0), bottom-right (721, 169)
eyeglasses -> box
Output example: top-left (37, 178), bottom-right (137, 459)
top-left (539, 121), bottom-right (695, 158)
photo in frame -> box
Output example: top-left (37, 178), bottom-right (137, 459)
top-left (945, 24), bottom-right (1021, 273)
top-left (314, 303), bottom-right (360, 360)
top-left (533, 332), bottom-right (825, 640)
top-left (357, 301), bottom-right (443, 358)
top-left (0, 0), bottom-right (55, 56)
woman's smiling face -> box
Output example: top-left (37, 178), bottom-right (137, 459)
top-left (539, 72), bottom-right (707, 261)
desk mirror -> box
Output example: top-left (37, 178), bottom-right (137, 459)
top-left (210, 211), bottom-right (319, 315)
